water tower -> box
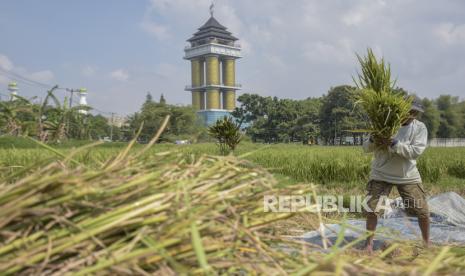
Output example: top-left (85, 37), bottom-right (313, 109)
top-left (184, 5), bottom-right (241, 125)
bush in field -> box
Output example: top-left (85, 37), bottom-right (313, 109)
top-left (208, 116), bottom-right (242, 155)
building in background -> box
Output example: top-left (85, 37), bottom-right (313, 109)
top-left (184, 6), bottom-right (242, 126)
top-left (77, 88), bottom-right (88, 114)
top-left (107, 114), bottom-right (127, 128)
top-left (8, 82), bottom-right (18, 100)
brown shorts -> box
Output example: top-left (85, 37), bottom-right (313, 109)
top-left (365, 179), bottom-right (429, 219)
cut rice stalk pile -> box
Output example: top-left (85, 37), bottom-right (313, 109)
top-left (0, 141), bottom-right (315, 275)
top-left (354, 48), bottom-right (412, 150)
top-left (1, 142), bottom-right (465, 274)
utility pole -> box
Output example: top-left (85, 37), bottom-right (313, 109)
top-left (110, 112), bottom-right (115, 141)
top-left (66, 88), bottom-right (78, 108)
top-left (64, 87), bottom-right (87, 138)
top-left (66, 88), bottom-right (86, 107)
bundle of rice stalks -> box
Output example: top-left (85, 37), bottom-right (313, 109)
top-left (354, 48), bottom-right (412, 149)
top-left (0, 137), bottom-right (315, 275)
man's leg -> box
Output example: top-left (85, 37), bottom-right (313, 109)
top-left (364, 180), bottom-right (392, 253)
top-left (397, 183), bottom-right (430, 246)
top-left (418, 216), bottom-right (430, 246)
top-left (365, 213), bottom-right (378, 254)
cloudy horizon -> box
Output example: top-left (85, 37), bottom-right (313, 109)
top-left (1, 0), bottom-right (464, 116)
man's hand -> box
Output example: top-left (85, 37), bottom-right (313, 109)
top-left (373, 136), bottom-right (393, 147)
top-left (379, 138), bottom-right (393, 146)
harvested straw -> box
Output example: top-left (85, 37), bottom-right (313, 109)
top-left (0, 136), bottom-right (314, 275)
top-left (1, 128), bottom-right (464, 274)
top-left (354, 48), bottom-right (412, 149)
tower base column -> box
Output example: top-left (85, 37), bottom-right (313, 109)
top-left (206, 88), bottom-right (220, 109)
top-left (199, 90), bottom-right (205, 109)
top-left (192, 91), bottom-right (202, 110)
top-left (222, 90), bottom-right (235, 110)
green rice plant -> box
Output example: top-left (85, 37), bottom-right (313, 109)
top-left (354, 49), bottom-right (395, 93)
top-left (1, 141), bottom-right (464, 192)
top-left (208, 116), bottom-right (242, 155)
top-left (354, 49), bottom-right (412, 149)
top-left (448, 160), bottom-right (465, 179)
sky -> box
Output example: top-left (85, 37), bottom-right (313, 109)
top-left (1, 0), bottom-right (465, 116)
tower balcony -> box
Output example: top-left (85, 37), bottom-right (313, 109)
top-left (184, 42), bottom-right (242, 59)
top-left (185, 83), bottom-right (242, 91)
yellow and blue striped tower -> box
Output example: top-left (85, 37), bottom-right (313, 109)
top-left (184, 6), bottom-right (241, 126)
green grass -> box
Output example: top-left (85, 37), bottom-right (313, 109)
top-left (1, 137), bottom-right (464, 195)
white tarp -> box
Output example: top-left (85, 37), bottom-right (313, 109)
top-left (301, 192), bottom-right (465, 249)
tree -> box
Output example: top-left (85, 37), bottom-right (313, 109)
top-left (291, 98), bottom-right (321, 143)
top-left (232, 93), bottom-right (267, 127)
top-left (319, 85), bottom-right (364, 145)
top-left (436, 95), bottom-right (461, 138)
top-left (420, 98), bottom-right (440, 139)
top-left (458, 101), bottom-right (465, 137)
top-left (87, 115), bottom-right (111, 139)
top-left (126, 94), bottom-right (201, 142)
top-left (0, 95), bottom-right (34, 136)
top-left (232, 94), bottom-right (322, 143)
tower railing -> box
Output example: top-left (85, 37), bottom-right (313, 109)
top-left (185, 83), bottom-right (242, 90)
top-left (184, 42), bottom-right (241, 50)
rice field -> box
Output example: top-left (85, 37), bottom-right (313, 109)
top-left (1, 137), bottom-right (465, 274)
top-left (1, 139), bottom-right (464, 194)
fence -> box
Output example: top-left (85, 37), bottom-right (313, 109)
top-left (428, 138), bottom-right (465, 147)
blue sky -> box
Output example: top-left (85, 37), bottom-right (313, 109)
top-left (1, 0), bottom-right (465, 116)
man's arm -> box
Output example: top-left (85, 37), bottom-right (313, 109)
top-left (390, 124), bottom-right (428, 160)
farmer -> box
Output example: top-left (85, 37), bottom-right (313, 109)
top-left (363, 96), bottom-right (429, 253)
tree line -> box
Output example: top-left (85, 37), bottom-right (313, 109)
top-left (232, 86), bottom-right (465, 144)
top-left (2, 86), bottom-right (464, 144)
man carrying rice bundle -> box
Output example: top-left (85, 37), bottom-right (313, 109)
top-left (363, 97), bottom-right (430, 253)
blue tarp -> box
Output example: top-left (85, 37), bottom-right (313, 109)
top-left (301, 192), bottom-right (465, 249)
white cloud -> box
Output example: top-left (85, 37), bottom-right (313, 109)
top-left (0, 55), bottom-right (13, 85)
top-left (0, 53), bottom-right (55, 86)
top-left (140, 0), bottom-right (210, 41)
top-left (434, 23), bottom-right (465, 45)
top-left (81, 65), bottom-right (97, 77)
top-left (0, 54), bottom-right (13, 71)
top-left (341, 0), bottom-right (386, 27)
top-left (303, 39), bottom-right (354, 65)
top-left (155, 63), bottom-right (179, 78)
top-left (140, 20), bottom-right (171, 41)
top-left (148, 0), bottom-right (210, 14)
top-left (109, 69), bottom-right (129, 82)
top-left (29, 70), bottom-right (54, 83)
